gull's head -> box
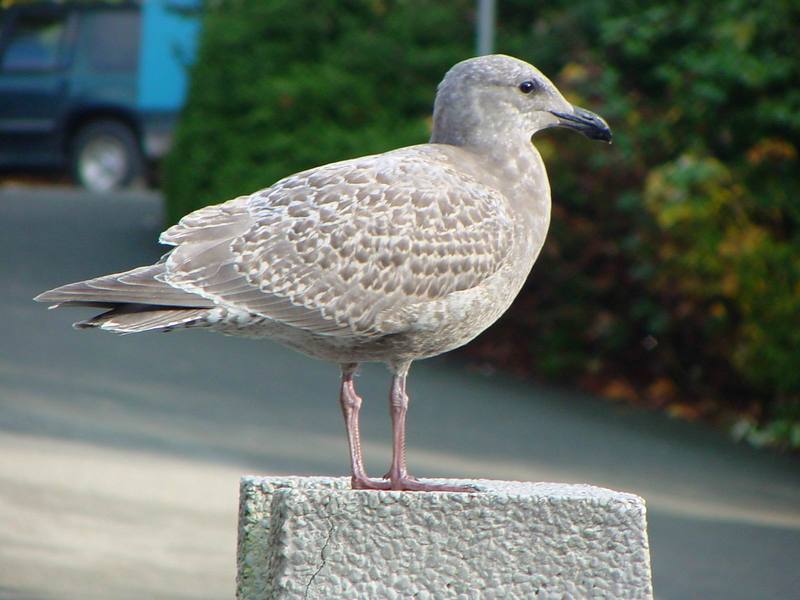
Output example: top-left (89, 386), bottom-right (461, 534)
top-left (432, 54), bottom-right (612, 146)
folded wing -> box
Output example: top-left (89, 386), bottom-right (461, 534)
top-left (161, 148), bottom-right (515, 337)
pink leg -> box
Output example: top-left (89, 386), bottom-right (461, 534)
top-left (386, 363), bottom-right (476, 493)
top-left (339, 364), bottom-right (389, 490)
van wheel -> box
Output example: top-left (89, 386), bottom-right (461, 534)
top-left (71, 120), bottom-right (142, 192)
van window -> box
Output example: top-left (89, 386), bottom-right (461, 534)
top-left (84, 10), bottom-right (140, 72)
top-left (1, 12), bottom-right (66, 72)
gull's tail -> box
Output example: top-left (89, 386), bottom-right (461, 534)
top-left (34, 262), bottom-right (215, 334)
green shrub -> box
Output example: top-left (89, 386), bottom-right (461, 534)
top-left (494, 0), bottom-right (800, 447)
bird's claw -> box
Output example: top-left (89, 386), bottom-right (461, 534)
top-left (352, 474), bottom-right (478, 493)
top-left (350, 476), bottom-right (392, 490)
top-left (390, 479), bottom-right (479, 493)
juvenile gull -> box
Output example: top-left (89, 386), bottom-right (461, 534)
top-left (36, 55), bottom-right (611, 492)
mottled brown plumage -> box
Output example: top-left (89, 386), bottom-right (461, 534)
top-left (36, 55), bottom-right (611, 491)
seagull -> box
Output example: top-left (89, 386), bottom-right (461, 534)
top-left (36, 55), bottom-right (611, 492)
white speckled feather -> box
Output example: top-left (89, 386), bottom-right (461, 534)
top-left (160, 146), bottom-right (515, 337)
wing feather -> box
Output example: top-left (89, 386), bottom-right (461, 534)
top-left (161, 147), bottom-right (514, 336)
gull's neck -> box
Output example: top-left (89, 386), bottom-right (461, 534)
top-left (431, 121), bottom-right (525, 159)
top-left (429, 97), bottom-right (538, 173)
top-left (433, 117), bottom-right (546, 195)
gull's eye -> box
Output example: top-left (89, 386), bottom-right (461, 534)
top-left (518, 80), bottom-right (536, 94)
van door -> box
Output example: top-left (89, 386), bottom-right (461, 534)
top-left (0, 6), bottom-right (75, 168)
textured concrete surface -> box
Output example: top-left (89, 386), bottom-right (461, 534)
top-left (238, 476), bottom-right (653, 599)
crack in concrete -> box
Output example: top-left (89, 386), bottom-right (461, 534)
top-left (304, 519), bottom-right (336, 600)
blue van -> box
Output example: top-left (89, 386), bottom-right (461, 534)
top-left (0, 1), bottom-right (200, 191)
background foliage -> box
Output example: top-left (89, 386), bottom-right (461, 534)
top-left (164, 0), bottom-right (473, 221)
top-left (165, 0), bottom-right (800, 448)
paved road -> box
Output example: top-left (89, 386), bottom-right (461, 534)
top-left (1, 187), bottom-right (799, 599)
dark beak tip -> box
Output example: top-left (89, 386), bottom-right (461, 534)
top-left (596, 129), bottom-right (613, 144)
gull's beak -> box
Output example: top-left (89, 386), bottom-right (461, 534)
top-left (549, 106), bottom-right (612, 143)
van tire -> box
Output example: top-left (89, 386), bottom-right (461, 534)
top-left (70, 120), bottom-right (143, 192)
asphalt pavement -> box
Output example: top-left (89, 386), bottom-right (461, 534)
top-left (1, 187), bottom-right (799, 599)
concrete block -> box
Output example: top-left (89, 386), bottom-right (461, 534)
top-left (237, 476), bottom-right (653, 599)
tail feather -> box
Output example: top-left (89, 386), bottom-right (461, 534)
top-left (36, 262), bottom-right (217, 334)
top-left (75, 305), bottom-right (210, 333)
top-left (34, 263), bottom-right (213, 308)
